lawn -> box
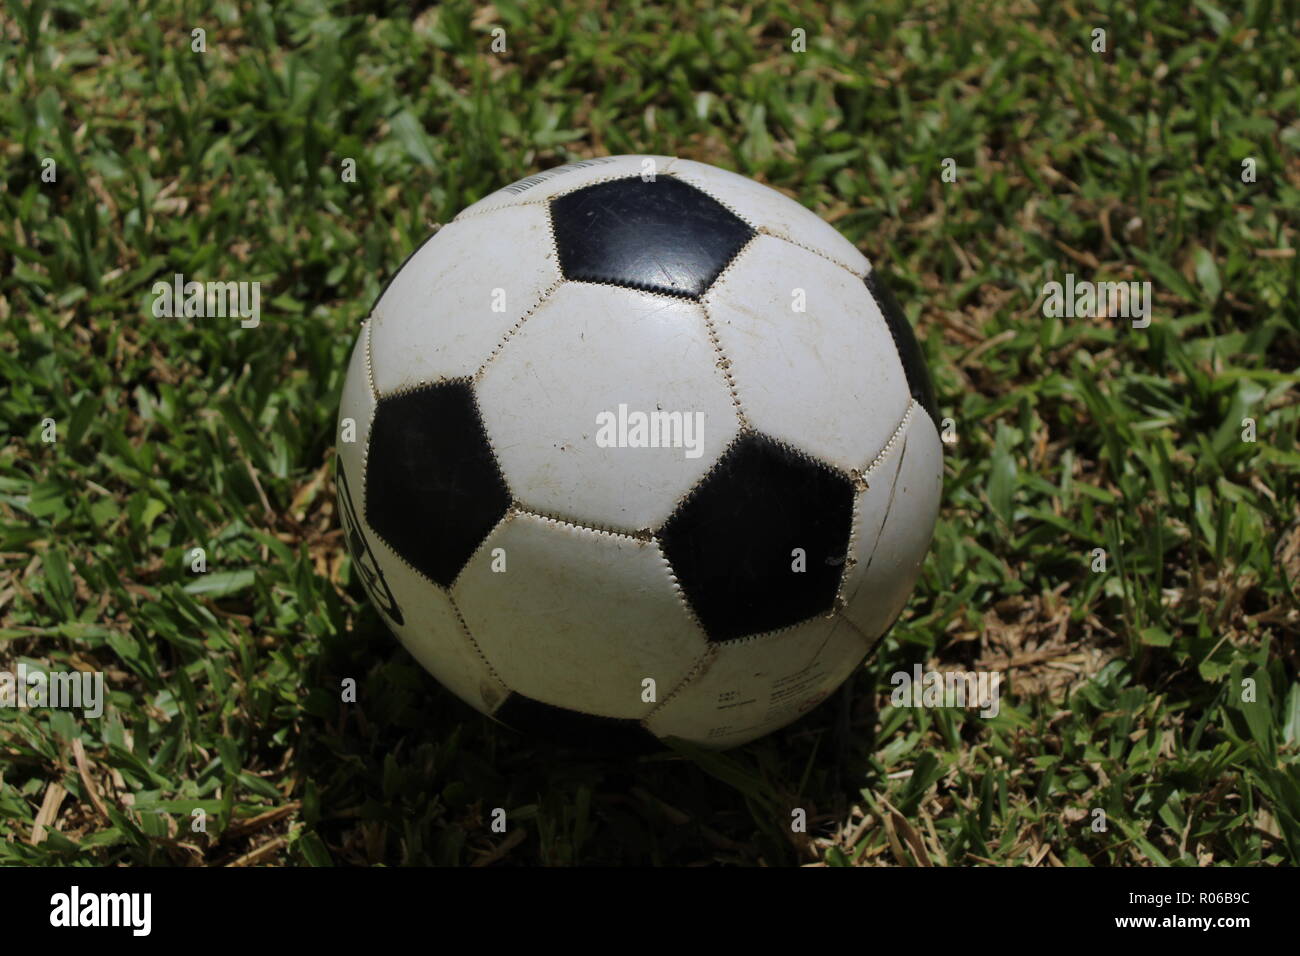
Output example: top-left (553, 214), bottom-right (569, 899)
top-left (1, 0), bottom-right (1297, 865)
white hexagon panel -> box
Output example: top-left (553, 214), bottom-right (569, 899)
top-left (368, 204), bottom-right (560, 393)
top-left (475, 282), bottom-right (739, 533)
top-left (452, 510), bottom-right (706, 720)
top-left (703, 235), bottom-right (911, 474)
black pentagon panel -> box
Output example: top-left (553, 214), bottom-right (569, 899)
top-left (549, 176), bottom-right (755, 299)
top-left (366, 381), bottom-right (509, 588)
top-left (865, 270), bottom-right (938, 428)
top-left (658, 433), bottom-right (854, 642)
top-left (494, 693), bottom-right (662, 754)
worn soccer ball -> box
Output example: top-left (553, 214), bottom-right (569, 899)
top-left (336, 155), bottom-right (941, 749)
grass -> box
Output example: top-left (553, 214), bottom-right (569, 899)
top-left (1, 0), bottom-right (1297, 866)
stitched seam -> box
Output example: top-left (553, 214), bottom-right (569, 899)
top-left (365, 379), bottom-right (516, 580)
top-left (840, 489), bottom-right (865, 598)
top-left (447, 508), bottom-right (513, 592)
top-left (467, 381), bottom-right (515, 501)
top-left (555, 278), bottom-right (705, 305)
top-left (698, 300), bottom-right (749, 428)
top-left (851, 400), bottom-right (915, 490)
top-left (696, 232), bottom-right (762, 428)
top-left (708, 609), bottom-right (839, 648)
top-left (656, 426), bottom-right (854, 537)
top-left (446, 591), bottom-right (510, 694)
top-left (452, 167), bottom-right (671, 221)
top-left (651, 533), bottom-right (708, 634)
top-left (547, 168), bottom-right (670, 202)
top-left (866, 268), bottom-right (935, 421)
top-left (762, 226), bottom-right (869, 278)
top-left (378, 375), bottom-right (471, 399)
top-left (459, 170), bottom-right (675, 226)
top-left (547, 169), bottom-right (728, 301)
top-left (663, 171), bottom-right (759, 230)
top-left (855, 427), bottom-right (910, 589)
top-left (657, 431), bottom-right (744, 531)
top-left (364, 319), bottom-right (378, 402)
top-left (359, 394), bottom-right (376, 529)
top-left (838, 401), bottom-right (915, 608)
top-left (642, 643), bottom-right (719, 725)
top-left (450, 198), bottom-right (552, 222)
top-left (511, 504), bottom-right (652, 543)
top-left (669, 165), bottom-right (870, 279)
top-left (363, 520), bottom-right (509, 694)
top-left (456, 158), bottom-right (639, 219)
top-left (474, 278), bottom-right (564, 380)
top-left (368, 519), bottom-right (452, 595)
top-left (758, 429), bottom-right (855, 484)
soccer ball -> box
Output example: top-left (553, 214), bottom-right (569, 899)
top-left (336, 155), bottom-right (941, 749)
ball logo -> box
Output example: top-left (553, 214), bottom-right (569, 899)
top-left (499, 157), bottom-right (618, 196)
top-left (336, 462), bottom-right (404, 626)
top-left (797, 691), bottom-right (829, 715)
